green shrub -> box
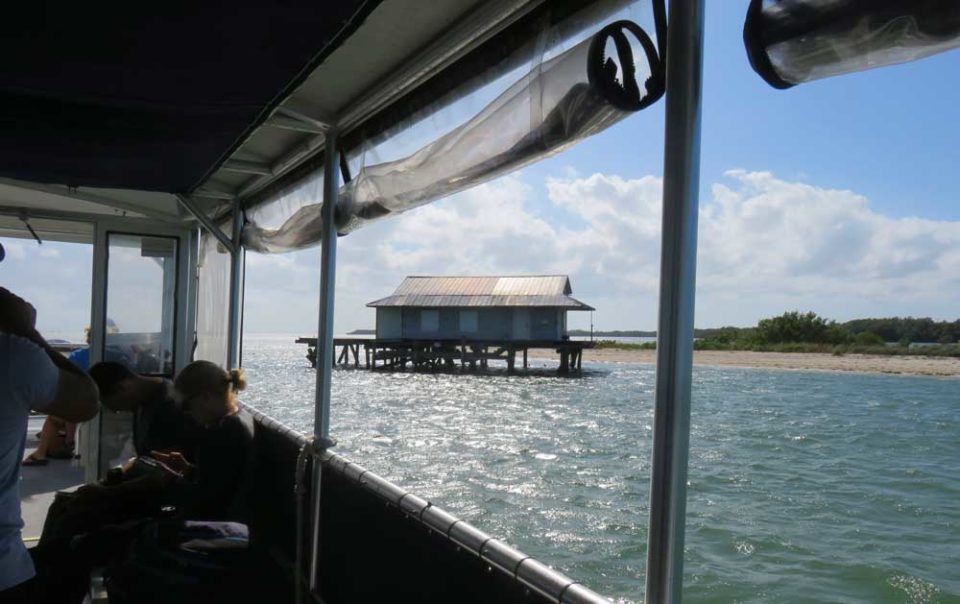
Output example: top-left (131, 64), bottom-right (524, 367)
top-left (854, 332), bottom-right (885, 346)
top-left (593, 340), bottom-right (654, 351)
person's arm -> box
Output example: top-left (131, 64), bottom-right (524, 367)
top-left (17, 325), bottom-right (98, 421)
top-left (1, 287), bottom-right (99, 421)
top-left (6, 332), bottom-right (99, 421)
top-left (44, 361), bottom-right (100, 421)
top-left (34, 330), bottom-right (100, 422)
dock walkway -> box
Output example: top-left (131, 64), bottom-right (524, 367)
top-left (297, 337), bottom-right (592, 373)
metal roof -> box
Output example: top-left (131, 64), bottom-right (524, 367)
top-left (393, 275), bottom-right (572, 296)
top-left (368, 276), bottom-right (593, 310)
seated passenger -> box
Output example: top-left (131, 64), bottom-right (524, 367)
top-left (23, 331), bottom-right (89, 466)
top-left (21, 415), bottom-right (75, 466)
top-left (88, 361), bottom-right (198, 464)
top-left (156, 360), bottom-right (254, 521)
top-left (31, 361), bottom-right (253, 604)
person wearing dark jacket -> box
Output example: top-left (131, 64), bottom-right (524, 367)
top-left (32, 361), bottom-right (253, 603)
top-left (153, 360), bottom-right (254, 522)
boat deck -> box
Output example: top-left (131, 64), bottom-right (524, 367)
top-left (19, 415), bottom-right (85, 544)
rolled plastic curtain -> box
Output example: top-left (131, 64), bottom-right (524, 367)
top-left (194, 228), bottom-right (232, 366)
top-left (243, 19), bottom-right (660, 252)
top-left (745, 0), bottom-right (960, 89)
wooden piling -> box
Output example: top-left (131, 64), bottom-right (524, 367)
top-left (296, 336), bottom-right (591, 375)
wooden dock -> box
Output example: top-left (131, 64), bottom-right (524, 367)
top-left (296, 337), bottom-right (592, 374)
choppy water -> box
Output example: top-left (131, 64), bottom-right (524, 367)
top-left (241, 336), bottom-right (960, 604)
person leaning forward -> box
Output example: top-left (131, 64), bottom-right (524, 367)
top-left (88, 361), bottom-right (200, 475)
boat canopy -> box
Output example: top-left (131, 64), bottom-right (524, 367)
top-left (2, 2), bottom-right (958, 602)
top-left (1, 0), bottom-right (662, 240)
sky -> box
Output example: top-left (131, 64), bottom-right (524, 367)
top-left (2, 2), bottom-right (959, 340)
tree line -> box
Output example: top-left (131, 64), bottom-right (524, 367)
top-left (695, 312), bottom-right (959, 346)
top-left (586, 313), bottom-right (959, 346)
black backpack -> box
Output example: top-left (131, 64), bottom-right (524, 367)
top-left (104, 519), bottom-right (251, 604)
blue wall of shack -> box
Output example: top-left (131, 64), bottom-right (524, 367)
top-left (376, 307), bottom-right (566, 341)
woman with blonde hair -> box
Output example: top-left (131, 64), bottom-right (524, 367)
top-left (174, 361), bottom-right (247, 427)
top-left (150, 360), bottom-right (255, 521)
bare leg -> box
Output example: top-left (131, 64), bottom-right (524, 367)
top-left (23, 417), bottom-right (58, 464)
top-left (24, 417), bottom-right (74, 464)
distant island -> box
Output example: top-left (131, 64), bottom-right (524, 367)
top-left (568, 329), bottom-right (655, 337)
top-left (583, 312), bottom-right (959, 361)
top-left (568, 312), bottom-right (960, 376)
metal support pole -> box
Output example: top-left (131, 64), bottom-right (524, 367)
top-left (313, 132), bottom-right (339, 445)
top-left (309, 132), bottom-right (340, 595)
top-left (175, 194), bottom-right (235, 253)
top-left (226, 200), bottom-right (244, 368)
top-left (645, 1), bottom-right (704, 603)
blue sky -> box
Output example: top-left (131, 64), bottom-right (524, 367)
top-left (2, 3), bottom-right (959, 338)
top-left (524, 3), bottom-right (960, 221)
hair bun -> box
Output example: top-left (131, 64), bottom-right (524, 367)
top-left (228, 368), bottom-right (248, 392)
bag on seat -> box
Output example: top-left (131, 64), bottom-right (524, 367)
top-left (104, 519), bottom-right (252, 604)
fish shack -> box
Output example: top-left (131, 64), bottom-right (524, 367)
top-left (368, 275), bottom-right (593, 342)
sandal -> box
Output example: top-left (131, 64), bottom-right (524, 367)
top-left (22, 454), bottom-right (49, 466)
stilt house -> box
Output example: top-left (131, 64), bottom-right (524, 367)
top-left (368, 275), bottom-right (593, 342)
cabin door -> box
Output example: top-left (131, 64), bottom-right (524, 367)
top-left (83, 218), bottom-right (198, 482)
top-left (512, 309), bottom-right (531, 341)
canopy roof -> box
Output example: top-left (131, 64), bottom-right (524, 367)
top-left (0, 0), bottom-right (588, 235)
top-left (1, 1), bottom-right (378, 193)
top-left (368, 276), bottom-right (595, 310)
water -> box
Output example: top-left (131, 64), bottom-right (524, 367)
top-left (241, 335), bottom-right (960, 603)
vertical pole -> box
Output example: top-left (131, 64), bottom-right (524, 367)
top-left (645, 1), bottom-right (704, 603)
top-left (227, 199), bottom-right (244, 369)
top-left (314, 132), bottom-right (339, 443)
top-left (84, 222), bottom-right (107, 484)
top-left (310, 132), bottom-right (339, 595)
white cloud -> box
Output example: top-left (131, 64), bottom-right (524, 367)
top-left (3, 240), bottom-right (27, 260)
top-left (699, 171), bottom-right (960, 311)
top-left (241, 170), bottom-right (960, 333)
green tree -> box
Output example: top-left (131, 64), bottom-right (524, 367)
top-left (756, 311), bottom-right (851, 344)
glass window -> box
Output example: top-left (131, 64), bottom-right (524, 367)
top-left (104, 233), bottom-right (179, 376)
top-left (420, 309), bottom-right (439, 333)
top-left (460, 310), bottom-right (478, 333)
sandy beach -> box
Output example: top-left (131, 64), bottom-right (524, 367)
top-left (532, 348), bottom-right (960, 377)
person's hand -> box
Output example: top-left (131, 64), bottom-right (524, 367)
top-left (0, 287), bottom-right (39, 338)
top-left (150, 451), bottom-right (193, 477)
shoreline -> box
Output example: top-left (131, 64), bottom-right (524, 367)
top-left (531, 348), bottom-right (960, 377)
